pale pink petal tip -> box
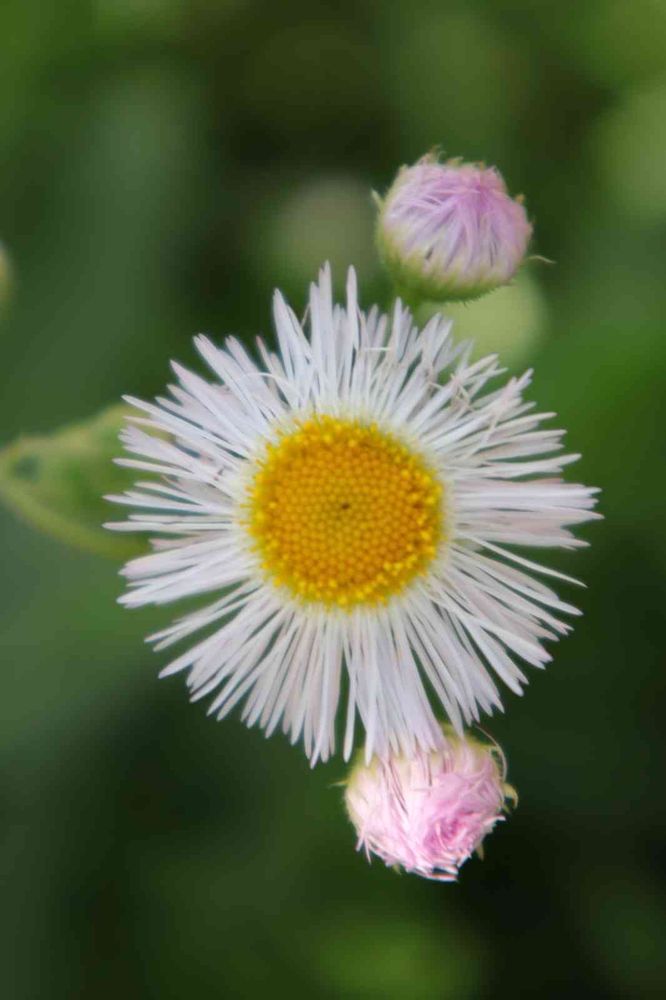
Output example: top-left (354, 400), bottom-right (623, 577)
top-left (344, 728), bottom-right (516, 881)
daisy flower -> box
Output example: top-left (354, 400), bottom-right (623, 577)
top-left (108, 265), bottom-right (598, 764)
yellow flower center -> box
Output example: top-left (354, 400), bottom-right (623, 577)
top-left (246, 416), bottom-right (443, 607)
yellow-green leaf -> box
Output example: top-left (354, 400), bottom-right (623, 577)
top-left (0, 404), bottom-right (144, 559)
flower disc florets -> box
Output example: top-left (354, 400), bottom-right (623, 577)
top-left (246, 415), bottom-right (443, 608)
top-left (345, 728), bottom-right (515, 881)
top-left (377, 154), bottom-right (532, 302)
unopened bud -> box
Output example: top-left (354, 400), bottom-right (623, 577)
top-left (345, 728), bottom-right (515, 881)
top-left (376, 155), bottom-right (532, 302)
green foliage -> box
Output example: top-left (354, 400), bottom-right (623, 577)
top-left (0, 405), bottom-right (143, 559)
top-left (0, 240), bottom-right (11, 309)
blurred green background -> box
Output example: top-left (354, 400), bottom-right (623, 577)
top-left (1, 1), bottom-right (666, 997)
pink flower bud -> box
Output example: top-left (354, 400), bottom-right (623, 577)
top-left (376, 155), bottom-right (532, 302)
top-left (344, 729), bottom-right (515, 881)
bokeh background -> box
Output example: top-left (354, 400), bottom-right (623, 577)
top-left (1, 1), bottom-right (666, 997)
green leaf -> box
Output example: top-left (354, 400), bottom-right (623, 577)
top-left (0, 404), bottom-right (144, 559)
